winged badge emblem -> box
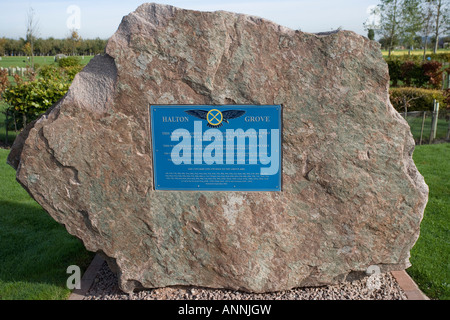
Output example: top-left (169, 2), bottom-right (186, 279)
top-left (185, 109), bottom-right (246, 128)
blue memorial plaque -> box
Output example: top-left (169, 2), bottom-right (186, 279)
top-left (150, 105), bottom-right (282, 191)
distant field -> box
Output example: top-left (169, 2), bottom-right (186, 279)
top-left (0, 55), bottom-right (94, 68)
top-left (381, 49), bottom-right (450, 57)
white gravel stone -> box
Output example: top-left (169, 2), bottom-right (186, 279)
top-left (83, 262), bottom-right (407, 300)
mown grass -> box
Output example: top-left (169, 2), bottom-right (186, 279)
top-left (404, 113), bottom-right (450, 143)
top-left (0, 55), bottom-right (93, 69)
top-left (381, 49), bottom-right (450, 57)
top-left (409, 143), bottom-right (450, 300)
top-left (0, 148), bottom-right (93, 300)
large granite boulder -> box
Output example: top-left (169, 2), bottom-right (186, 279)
top-left (8, 3), bottom-right (428, 293)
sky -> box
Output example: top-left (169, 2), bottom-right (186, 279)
top-left (0, 0), bottom-right (380, 39)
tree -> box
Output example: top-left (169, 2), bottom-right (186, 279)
top-left (68, 29), bottom-right (81, 55)
top-left (25, 7), bottom-right (40, 69)
top-left (421, 0), bottom-right (436, 59)
top-left (0, 37), bottom-right (6, 56)
top-left (400, 0), bottom-right (423, 54)
top-left (377, 0), bottom-right (403, 56)
top-left (23, 42), bottom-right (32, 60)
top-left (368, 29), bottom-right (376, 40)
top-left (427, 0), bottom-right (449, 53)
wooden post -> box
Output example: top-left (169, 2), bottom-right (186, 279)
top-left (429, 100), bottom-right (437, 144)
top-left (433, 102), bottom-right (440, 140)
top-left (419, 111), bottom-right (426, 145)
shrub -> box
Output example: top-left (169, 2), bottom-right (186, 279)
top-left (389, 87), bottom-right (446, 112)
top-left (425, 53), bottom-right (450, 63)
top-left (385, 54), bottom-right (423, 63)
top-left (0, 69), bottom-right (9, 94)
top-left (386, 58), bottom-right (403, 87)
top-left (386, 57), bottom-right (445, 89)
top-left (38, 64), bottom-right (62, 80)
top-left (384, 53), bottom-right (450, 63)
top-left (2, 77), bottom-right (70, 127)
top-left (400, 61), bottom-right (424, 87)
top-left (58, 56), bottom-right (81, 68)
top-left (422, 61), bottom-right (443, 89)
top-left (443, 89), bottom-right (450, 109)
top-left (63, 65), bottom-right (83, 81)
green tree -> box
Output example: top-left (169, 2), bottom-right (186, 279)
top-left (377, 0), bottom-right (403, 56)
top-left (68, 29), bottom-right (81, 55)
top-left (400, 0), bottom-right (423, 54)
top-left (427, 0), bottom-right (449, 53)
top-left (25, 7), bottom-right (40, 69)
top-left (421, 0), bottom-right (436, 59)
top-left (0, 37), bottom-right (6, 55)
top-left (368, 29), bottom-right (376, 40)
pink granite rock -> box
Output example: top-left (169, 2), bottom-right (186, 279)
top-left (8, 3), bottom-right (428, 293)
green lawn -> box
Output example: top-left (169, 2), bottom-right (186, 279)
top-left (382, 49), bottom-right (450, 57)
top-left (0, 149), bottom-right (93, 300)
top-left (0, 55), bottom-right (94, 69)
top-left (409, 143), bottom-right (450, 300)
top-left (404, 113), bottom-right (450, 143)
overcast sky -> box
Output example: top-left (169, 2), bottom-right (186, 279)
top-left (0, 0), bottom-right (379, 39)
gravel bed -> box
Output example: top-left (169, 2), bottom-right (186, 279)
top-left (84, 262), bottom-right (407, 300)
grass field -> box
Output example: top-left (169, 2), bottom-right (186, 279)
top-left (381, 49), bottom-right (450, 57)
top-left (403, 112), bottom-right (450, 143)
top-left (0, 55), bottom-right (94, 86)
top-left (0, 55), bottom-right (94, 69)
top-left (0, 149), bottom-right (93, 300)
top-left (0, 143), bottom-right (448, 300)
top-left (409, 143), bottom-right (450, 300)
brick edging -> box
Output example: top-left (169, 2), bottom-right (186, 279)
top-left (67, 254), bottom-right (430, 300)
top-left (68, 254), bottom-right (105, 300)
top-left (391, 270), bottom-right (430, 300)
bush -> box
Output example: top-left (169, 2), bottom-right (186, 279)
top-left (2, 76), bottom-right (70, 127)
top-left (423, 61), bottom-right (444, 89)
top-left (384, 53), bottom-right (450, 63)
top-left (386, 58), bottom-right (403, 87)
top-left (38, 64), bottom-right (62, 80)
top-left (425, 53), bottom-right (450, 63)
top-left (0, 69), bottom-right (9, 94)
top-left (386, 57), bottom-right (444, 88)
top-left (58, 56), bottom-right (81, 68)
top-left (63, 65), bottom-right (83, 81)
top-left (400, 61), bottom-right (424, 87)
top-left (385, 54), bottom-right (423, 63)
top-left (389, 87), bottom-right (446, 112)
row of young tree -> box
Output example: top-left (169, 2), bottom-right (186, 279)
top-left (0, 7), bottom-right (107, 70)
top-left (366, 0), bottom-right (449, 56)
top-left (0, 36), bottom-right (108, 57)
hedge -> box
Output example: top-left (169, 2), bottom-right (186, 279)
top-left (384, 53), bottom-right (450, 63)
top-left (389, 87), bottom-right (446, 112)
top-left (385, 58), bottom-right (445, 89)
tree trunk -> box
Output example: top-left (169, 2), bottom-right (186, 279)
top-left (31, 41), bottom-right (34, 70)
top-left (423, 36), bottom-right (428, 62)
top-left (434, 0), bottom-right (442, 54)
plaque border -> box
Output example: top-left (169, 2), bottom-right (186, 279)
top-left (149, 104), bottom-right (283, 192)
